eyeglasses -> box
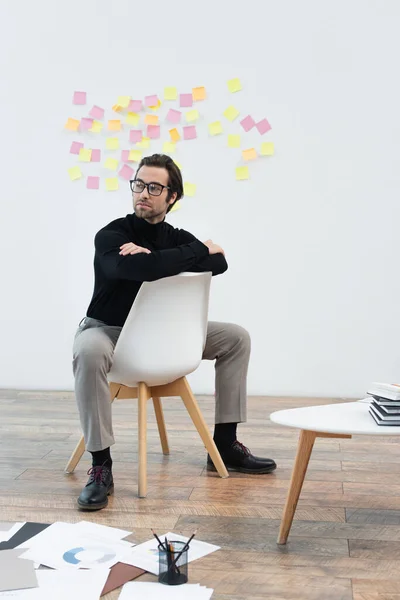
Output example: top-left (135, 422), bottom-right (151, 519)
top-left (130, 179), bottom-right (170, 197)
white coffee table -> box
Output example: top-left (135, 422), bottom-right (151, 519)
top-left (270, 400), bottom-right (400, 544)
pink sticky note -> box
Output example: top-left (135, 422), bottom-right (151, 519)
top-left (121, 150), bottom-right (130, 162)
top-left (80, 117), bottom-right (93, 131)
top-left (147, 125), bottom-right (160, 139)
top-left (183, 125), bottom-right (197, 140)
top-left (89, 105), bottom-right (104, 120)
top-left (70, 141), bottom-right (84, 155)
top-left (129, 99), bottom-right (143, 112)
top-left (166, 109), bottom-right (182, 124)
top-left (180, 93), bottom-right (193, 107)
top-left (119, 164), bottom-right (134, 180)
top-left (91, 149), bottom-right (101, 162)
top-left (256, 118), bottom-right (272, 135)
top-left (87, 176), bottom-right (100, 190)
top-left (240, 115), bottom-right (256, 132)
top-left (73, 91), bottom-right (86, 105)
top-left (145, 95), bottom-right (158, 107)
top-left (129, 129), bottom-right (143, 143)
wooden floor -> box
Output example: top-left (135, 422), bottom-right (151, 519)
top-left (1, 391), bottom-right (400, 599)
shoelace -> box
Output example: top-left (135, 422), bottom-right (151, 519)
top-left (233, 441), bottom-right (251, 456)
top-left (87, 465), bottom-right (109, 485)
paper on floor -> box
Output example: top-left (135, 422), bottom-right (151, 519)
top-left (0, 551), bottom-right (37, 593)
top-left (0, 523), bottom-right (26, 543)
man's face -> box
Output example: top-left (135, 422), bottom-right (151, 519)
top-left (132, 165), bottom-right (177, 224)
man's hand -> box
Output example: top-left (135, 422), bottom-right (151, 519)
top-left (203, 239), bottom-right (225, 256)
top-left (119, 243), bottom-right (151, 256)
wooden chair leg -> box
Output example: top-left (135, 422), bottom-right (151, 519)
top-left (277, 429), bottom-right (316, 545)
top-left (65, 435), bottom-right (85, 473)
top-left (178, 377), bottom-right (229, 479)
top-left (152, 396), bottom-right (170, 455)
top-left (138, 382), bottom-right (150, 498)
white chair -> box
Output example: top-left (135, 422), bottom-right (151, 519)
top-left (66, 272), bottom-right (229, 497)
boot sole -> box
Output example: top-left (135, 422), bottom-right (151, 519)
top-left (207, 463), bottom-right (277, 475)
top-left (77, 484), bottom-right (114, 511)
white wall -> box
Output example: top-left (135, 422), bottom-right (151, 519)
top-left (1, 0), bottom-right (400, 397)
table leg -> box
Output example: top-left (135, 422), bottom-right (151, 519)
top-left (277, 429), bottom-right (317, 545)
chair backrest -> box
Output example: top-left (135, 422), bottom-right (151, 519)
top-left (108, 271), bottom-right (212, 387)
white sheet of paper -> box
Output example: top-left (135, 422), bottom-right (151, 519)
top-left (74, 521), bottom-right (132, 541)
top-left (0, 523), bottom-right (26, 543)
top-left (119, 582), bottom-right (214, 599)
top-left (121, 532), bottom-right (220, 575)
top-left (0, 569), bottom-right (109, 599)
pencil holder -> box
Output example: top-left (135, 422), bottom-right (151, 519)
top-left (158, 541), bottom-right (189, 585)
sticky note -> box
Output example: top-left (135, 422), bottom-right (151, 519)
top-left (192, 86), bottom-right (206, 101)
top-left (242, 148), bottom-right (257, 161)
top-left (119, 164), bottom-right (134, 180)
top-left (184, 182), bottom-right (196, 197)
top-left (180, 93), bottom-right (193, 108)
top-left (129, 129), bottom-right (142, 143)
top-left (89, 105), bottom-right (104, 120)
top-left (235, 166), bottom-right (249, 180)
top-left (129, 99), bottom-right (143, 112)
top-left (91, 149), bottom-right (101, 162)
top-left (80, 118), bottom-right (93, 131)
top-left (164, 87), bottom-right (178, 100)
top-left (228, 134), bottom-right (240, 148)
top-left (136, 137), bottom-right (150, 149)
top-left (145, 94), bottom-right (158, 107)
top-left (174, 160), bottom-right (183, 170)
top-left (227, 78), bottom-right (242, 93)
top-left (73, 91), bottom-right (86, 105)
top-left (163, 142), bottom-right (176, 154)
top-left (169, 128), bottom-right (181, 143)
top-left (208, 121), bottom-right (223, 136)
top-left (261, 142), bottom-right (275, 156)
top-left (79, 148), bottom-right (92, 162)
top-left (167, 109), bottom-right (182, 124)
top-left (87, 176), bottom-right (100, 189)
top-left (223, 105), bottom-right (239, 121)
top-left (68, 166), bottom-right (82, 181)
top-left (121, 150), bottom-right (130, 162)
top-left (144, 114), bottom-right (159, 125)
top-left (147, 124), bottom-right (160, 139)
top-left (256, 118), bottom-right (272, 135)
top-left (112, 104), bottom-right (123, 112)
top-left (185, 109), bottom-right (199, 122)
top-left (149, 99), bottom-right (162, 110)
top-left (106, 137), bottom-right (119, 150)
top-left (240, 115), bottom-right (256, 132)
top-left (170, 200), bottom-right (181, 212)
top-left (70, 141), bottom-right (84, 155)
top-left (65, 118), bottom-right (80, 131)
top-left (106, 178), bottom-right (119, 191)
top-left (183, 125), bottom-right (197, 140)
top-left (105, 157), bottom-right (118, 171)
top-left (108, 119), bottom-right (121, 131)
top-left (129, 150), bottom-right (142, 162)
top-left (126, 112), bottom-right (140, 126)
top-left (90, 120), bottom-right (103, 133)
top-left (117, 95), bottom-right (131, 108)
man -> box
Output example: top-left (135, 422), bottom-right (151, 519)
top-left (73, 153), bottom-right (276, 511)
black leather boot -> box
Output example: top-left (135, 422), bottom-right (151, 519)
top-left (207, 441), bottom-right (277, 474)
top-left (77, 465), bottom-right (114, 510)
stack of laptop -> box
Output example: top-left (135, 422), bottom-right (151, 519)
top-left (368, 382), bottom-right (400, 426)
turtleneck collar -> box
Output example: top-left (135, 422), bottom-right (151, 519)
top-left (128, 212), bottom-right (167, 237)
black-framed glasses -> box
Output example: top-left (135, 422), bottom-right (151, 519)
top-left (130, 179), bottom-right (170, 197)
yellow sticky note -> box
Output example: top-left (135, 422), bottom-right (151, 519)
top-left (242, 148), bottom-right (257, 161)
top-left (185, 109), bottom-right (199, 123)
top-left (149, 99), bottom-right (162, 110)
top-left (174, 160), bottom-right (183, 170)
top-left (79, 148), bottom-right (92, 162)
top-left (184, 182), bottom-right (196, 197)
top-left (144, 114), bottom-right (159, 125)
top-left (164, 87), bottom-right (178, 100)
top-left (228, 134), bottom-right (241, 148)
top-left (108, 120), bottom-right (122, 132)
top-left (235, 166), bottom-right (249, 180)
top-left (227, 77), bottom-right (242, 93)
top-left (136, 137), bottom-right (150, 149)
top-left (128, 150), bottom-right (142, 162)
top-left (65, 118), bottom-right (80, 131)
top-left (163, 142), bottom-right (176, 154)
top-left (223, 105), bottom-right (239, 121)
top-left (90, 120), bottom-right (103, 133)
top-left (117, 95), bottom-right (130, 108)
top-left (68, 166), bottom-right (82, 181)
top-left (169, 128), bottom-right (181, 143)
top-left (261, 142), bottom-right (275, 156)
top-left (126, 112), bottom-right (140, 126)
top-left (106, 178), bottom-right (119, 191)
top-left (112, 104), bottom-right (123, 112)
top-left (192, 86), bottom-right (206, 101)
top-left (106, 137), bottom-right (119, 150)
top-left (208, 121), bottom-right (223, 136)
top-left (170, 200), bottom-right (181, 212)
top-left (104, 157), bottom-right (118, 171)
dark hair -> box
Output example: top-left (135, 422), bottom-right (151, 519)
top-left (135, 153), bottom-right (183, 213)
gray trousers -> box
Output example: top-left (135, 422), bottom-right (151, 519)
top-left (72, 317), bottom-right (250, 452)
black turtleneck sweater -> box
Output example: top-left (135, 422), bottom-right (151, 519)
top-left (86, 213), bottom-right (228, 326)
